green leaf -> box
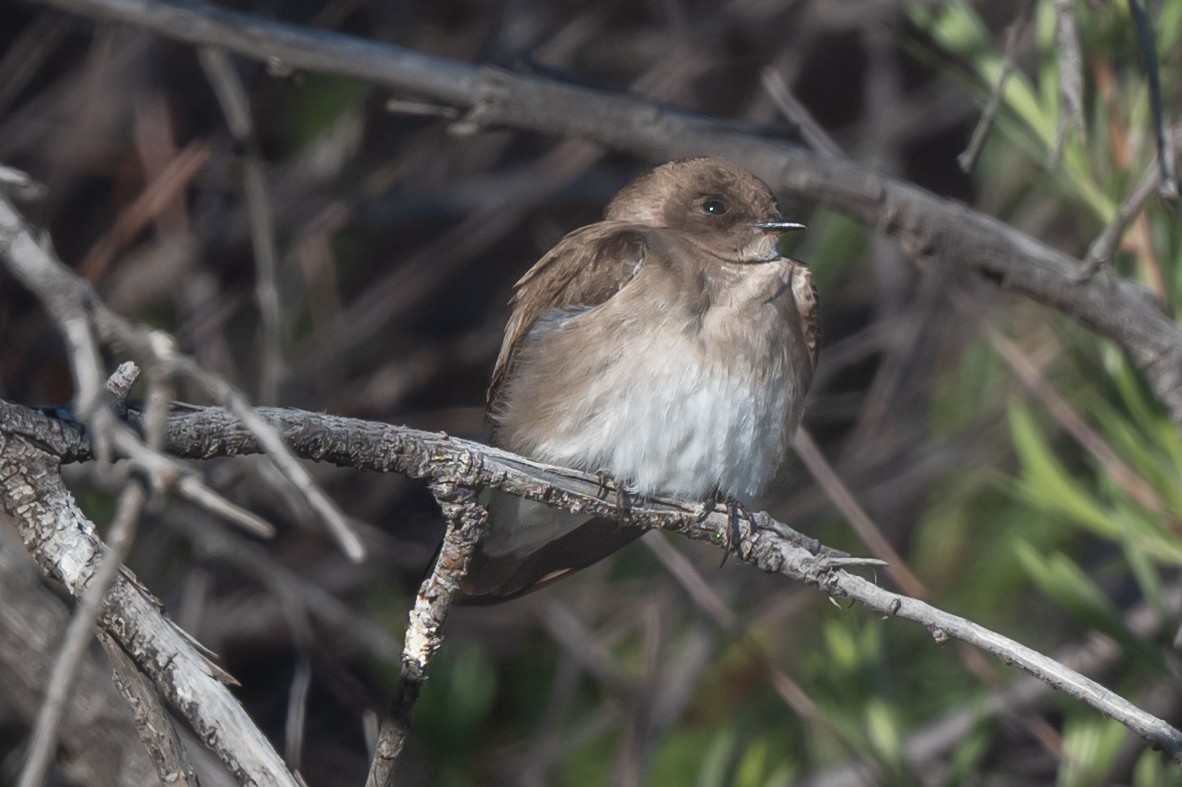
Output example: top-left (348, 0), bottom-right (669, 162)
top-left (1133, 746), bottom-right (1182, 787)
top-left (864, 698), bottom-right (903, 768)
top-left (1014, 541), bottom-right (1161, 668)
top-left (1007, 406), bottom-right (1113, 535)
top-left (1059, 715), bottom-right (1126, 785)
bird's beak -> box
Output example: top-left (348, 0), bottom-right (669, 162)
top-left (753, 221), bottom-right (807, 232)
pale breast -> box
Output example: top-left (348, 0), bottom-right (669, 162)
top-left (495, 258), bottom-right (813, 502)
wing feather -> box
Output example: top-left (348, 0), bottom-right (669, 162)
top-left (487, 222), bottom-right (648, 411)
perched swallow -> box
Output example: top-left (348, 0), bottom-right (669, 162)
top-left (463, 156), bottom-right (816, 602)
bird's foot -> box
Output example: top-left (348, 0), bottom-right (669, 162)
top-left (595, 471), bottom-right (611, 501)
top-left (594, 471), bottom-right (633, 514)
top-left (588, 472), bottom-right (633, 515)
top-left (713, 492), bottom-right (751, 567)
top-left (615, 482), bottom-right (632, 514)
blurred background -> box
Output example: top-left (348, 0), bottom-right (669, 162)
top-left (2, 0), bottom-right (1182, 784)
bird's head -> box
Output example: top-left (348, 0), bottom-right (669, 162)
top-left (604, 156), bottom-right (805, 263)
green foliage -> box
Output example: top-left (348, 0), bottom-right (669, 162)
top-left (413, 642), bottom-right (499, 772)
top-left (897, 1), bottom-right (1182, 781)
top-left (274, 73), bottom-right (370, 152)
top-left (1059, 714), bottom-right (1127, 787)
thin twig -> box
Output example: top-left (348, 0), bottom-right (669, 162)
top-left (1049, 0), bottom-right (1085, 165)
top-left (794, 428), bottom-right (925, 596)
top-left (0, 164), bottom-right (47, 200)
top-left (284, 657), bottom-right (312, 773)
top-left (981, 320), bottom-right (1167, 514)
top-left (76, 141), bottom-right (210, 281)
top-left (198, 46), bottom-right (285, 404)
top-left (760, 68), bottom-right (842, 158)
top-left (0, 183), bottom-right (358, 558)
top-left (959, 0), bottom-right (1034, 173)
top-left (1078, 155), bottom-right (1162, 280)
top-left (1128, 0), bottom-right (1178, 198)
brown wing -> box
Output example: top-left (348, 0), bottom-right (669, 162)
top-left (487, 221), bottom-right (648, 410)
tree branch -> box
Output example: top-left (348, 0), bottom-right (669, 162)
top-left (3, 397), bottom-right (1180, 764)
top-left (368, 478), bottom-right (487, 787)
top-left (0, 415), bottom-right (301, 786)
top-left (23, 0), bottom-right (1182, 425)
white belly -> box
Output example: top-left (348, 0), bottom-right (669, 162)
top-left (529, 324), bottom-right (799, 501)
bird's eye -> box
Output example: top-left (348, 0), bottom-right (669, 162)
top-left (701, 198), bottom-right (728, 216)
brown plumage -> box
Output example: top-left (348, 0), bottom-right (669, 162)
top-left (463, 156), bottom-right (817, 602)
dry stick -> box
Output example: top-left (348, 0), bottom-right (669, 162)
top-left (19, 365), bottom-right (174, 787)
top-left (23, 0), bottom-right (1182, 427)
top-left (367, 476), bottom-right (488, 787)
top-left (284, 657), bottom-right (312, 773)
top-left (794, 428), bottom-right (924, 596)
top-left (981, 321), bottom-right (1167, 515)
top-left (198, 46), bottom-right (284, 404)
top-left (17, 475), bottom-right (148, 787)
top-left (0, 183), bottom-right (359, 557)
top-left (99, 631), bottom-right (200, 786)
top-left (0, 427), bottom-right (301, 786)
top-left (76, 140), bottom-right (210, 280)
top-left (958, 0), bottom-right (1034, 173)
top-left (1078, 155), bottom-right (1163, 281)
top-left (1050, 0), bottom-right (1085, 164)
top-left (760, 68), bottom-right (843, 159)
top-left (1128, 0), bottom-right (1179, 198)
top-left (22, 400), bottom-right (1182, 764)
top-left (0, 164), bottom-right (47, 200)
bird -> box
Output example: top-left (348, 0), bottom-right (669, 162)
top-left (460, 156), bottom-right (817, 603)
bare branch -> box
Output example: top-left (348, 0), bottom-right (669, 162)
top-left (0, 183), bottom-right (359, 558)
top-left (958, 0), bottom-right (1031, 173)
top-left (0, 522), bottom-right (158, 784)
top-left (5, 398), bottom-right (1180, 763)
top-left (1049, 0), bottom-right (1085, 164)
top-left (760, 68), bottom-right (842, 158)
top-left (99, 632), bottom-right (199, 787)
top-left (0, 420), bottom-right (300, 785)
top-left (0, 164), bottom-right (47, 200)
top-left (17, 383), bottom-right (152, 787)
top-left (24, 0), bottom-right (1182, 428)
top-left (368, 477), bottom-right (487, 787)
top-left (197, 46), bottom-right (284, 404)
top-left (1128, 0), bottom-right (1179, 198)
top-left (1079, 153), bottom-right (1165, 279)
